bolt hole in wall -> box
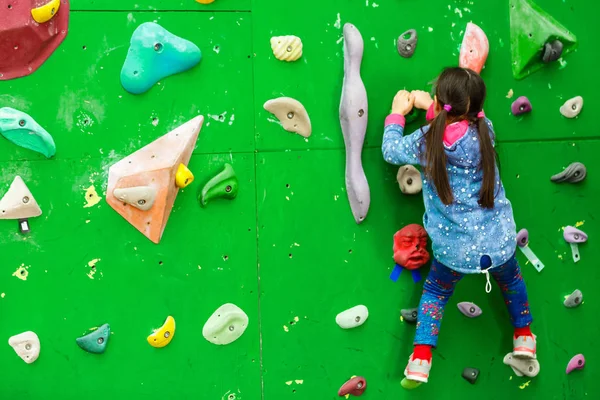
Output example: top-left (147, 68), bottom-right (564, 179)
top-left (223, 255), bottom-right (229, 261)
top-left (158, 261), bottom-right (163, 265)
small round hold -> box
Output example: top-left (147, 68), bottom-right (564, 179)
top-left (153, 42), bottom-right (163, 52)
top-left (358, 109), bottom-right (364, 117)
top-left (18, 119), bottom-right (25, 127)
top-left (22, 196), bottom-right (29, 204)
top-left (400, 308), bottom-right (418, 323)
top-left (397, 29), bottom-right (418, 58)
top-left (560, 96), bottom-right (583, 118)
top-left (397, 165), bottom-right (422, 195)
top-left (511, 96), bottom-right (532, 116)
top-left (462, 367), bottom-right (480, 384)
top-left (541, 40), bottom-right (563, 63)
top-left (564, 289), bottom-right (583, 308)
top-left (457, 302), bottom-right (482, 318)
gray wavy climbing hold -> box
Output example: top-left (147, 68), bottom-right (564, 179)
top-left (76, 324), bottom-right (110, 354)
top-left (564, 289), bottom-right (583, 308)
top-left (462, 368), bottom-right (479, 384)
top-left (503, 352), bottom-right (540, 377)
top-left (113, 186), bottom-right (157, 211)
top-left (511, 96), bottom-right (532, 116)
top-left (401, 308), bottom-right (418, 323)
top-left (340, 23), bottom-right (370, 224)
top-left (264, 97), bottom-right (312, 138)
top-left (202, 303), bottom-right (248, 345)
top-left (397, 29), bottom-right (417, 58)
top-left (336, 305), bottom-right (369, 329)
top-left (542, 40), bottom-right (563, 63)
top-left (560, 96), bottom-right (583, 118)
top-left (457, 302), bottom-right (482, 318)
top-left (397, 165), bottom-right (422, 195)
top-left (551, 162), bottom-right (586, 183)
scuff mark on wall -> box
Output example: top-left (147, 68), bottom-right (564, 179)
top-left (84, 184), bottom-right (102, 208)
top-left (12, 264), bottom-right (29, 281)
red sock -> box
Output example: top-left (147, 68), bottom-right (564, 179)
top-left (412, 345), bottom-right (432, 361)
top-left (514, 326), bottom-right (532, 338)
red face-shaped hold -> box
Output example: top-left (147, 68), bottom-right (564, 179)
top-left (393, 224), bottom-right (430, 270)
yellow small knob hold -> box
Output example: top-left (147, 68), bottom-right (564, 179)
top-left (175, 163), bottom-right (194, 188)
top-left (31, 0), bottom-right (61, 24)
top-left (196, 0), bottom-right (215, 4)
top-left (147, 316), bottom-right (176, 348)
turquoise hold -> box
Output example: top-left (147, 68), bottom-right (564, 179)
top-left (0, 107), bottom-right (56, 158)
top-left (120, 22), bottom-right (202, 94)
top-left (76, 323), bottom-right (110, 354)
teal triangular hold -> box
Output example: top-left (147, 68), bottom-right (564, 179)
top-left (76, 323), bottom-right (110, 354)
top-left (509, 0), bottom-right (577, 80)
top-left (0, 107), bottom-right (56, 158)
top-left (120, 22), bottom-right (202, 94)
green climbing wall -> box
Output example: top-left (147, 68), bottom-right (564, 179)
top-left (0, 0), bottom-right (597, 399)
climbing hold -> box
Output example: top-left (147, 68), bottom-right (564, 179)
top-left (516, 228), bottom-right (545, 272)
top-left (202, 303), bottom-right (248, 345)
top-left (0, 0), bottom-right (69, 80)
top-left (76, 323), bottom-right (110, 354)
top-left (106, 116), bottom-right (203, 244)
top-left (551, 162), bottom-right (586, 183)
top-left (8, 331), bottom-right (40, 364)
top-left (457, 302), bottom-right (482, 318)
top-left (404, 108), bottom-right (421, 124)
top-left (459, 22), bottom-right (489, 74)
top-left (503, 352), bottom-right (540, 377)
top-left (393, 224), bottom-right (430, 270)
top-left (400, 378), bottom-right (422, 390)
top-left (263, 97), bottom-right (312, 138)
top-left (511, 96), bottom-right (532, 116)
top-left (147, 316), bottom-right (176, 348)
top-left (113, 186), bottom-right (157, 211)
top-left (0, 176), bottom-right (42, 220)
top-left (120, 22), bottom-right (202, 94)
top-left (335, 305), bottom-right (369, 329)
top-left (195, 0), bottom-right (215, 3)
top-left (541, 39), bottom-right (563, 63)
top-left (198, 163), bottom-right (239, 207)
top-left (18, 218), bottom-right (30, 234)
top-left (397, 29), bottom-right (417, 58)
top-left (560, 96), bottom-right (584, 119)
top-left (270, 35), bottom-right (303, 62)
top-left (563, 226), bottom-right (587, 263)
top-left (175, 163), bottom-right (194, 188)
top-left (338, 376), bottom-right (367, 397)
top-left (401, 308), bottom-right (418, 324)
top-left (462, 368), bottom-right (480, 384)
top-left (397, 165), bottom-right (422, 195)
top-left (564, 289), bottom-right (583, 308)
top-left (509, 0), bottom-right (577, 80)
top-left (0, 107), bottom-right (56, 158)
top-left (566, 354), bottom-right (585, 374)
top-left (31, 0), bottom-right (61, 24)
top-left (340, 23), bottom-right (370, 224)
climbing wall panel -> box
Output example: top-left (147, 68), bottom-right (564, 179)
top-left (70, 0), bottom-right (251, 11)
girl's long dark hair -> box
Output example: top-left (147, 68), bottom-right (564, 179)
top-left (424, 67), bottom-right (497, 208)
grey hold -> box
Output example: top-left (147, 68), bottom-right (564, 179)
top-left (550, 162), bottom-right (586, 183)
top-left (340, 23), bottom-right (370, 224)
top-left (401, 308), bottom-right (418, 323)
top-left (541, 40), bottom-right (563, 63)
top-left (564, 289), bottom-right (583, 308)
top-left (397, 29), bottom-right (417, 58)
top-left (462, 368), bottom-right (480, 384)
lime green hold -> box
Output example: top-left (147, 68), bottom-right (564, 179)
top-left (198, 163), bottom-right (239, 207)
top-left (76, 323), bottom-right (110, 354)
top-left (509, 0), bottom-right (577, 80)
top-left (0, 107), bottom-right (56, 158)
top-left (401, 378), bottom-right (422, 390)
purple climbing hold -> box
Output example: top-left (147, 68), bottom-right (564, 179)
top-left (516, 228), bottom-right (529, 247)
top-left (457, 302), bottom-right (482, 318)
top-left (511, 96), bottom-right (532, 116)
top-left (563, 226), bottom-right (588, 243)
top-left (566, 354), bottom-right (585, 374)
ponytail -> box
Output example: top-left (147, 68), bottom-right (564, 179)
top-left (424, 108), bottom-right (454, 205)
top-left (476, 117), bottom-right (496, 208)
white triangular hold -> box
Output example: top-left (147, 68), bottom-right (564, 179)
top-left (8, 331), bottom-right (41, 364)
top-left (0, 176), bottom-right (42, 219)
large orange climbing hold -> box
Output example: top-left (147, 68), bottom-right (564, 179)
top-left (459, 22), bottom-right (489, 74)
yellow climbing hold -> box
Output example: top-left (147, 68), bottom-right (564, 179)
top-left (401, 378), bottom-right (422, 390)
top-left (147, 316), bottom-right (176, 348)
top-left (270, 36), bottom-right (303, 62)
top-left (31, 0), bottom-right (61, 23)
top-left (195, 0), bottom-right (215, 4)
top-left (84, 185), bottom-right (102, 208)
top-left (175, 163), bottom-right (194, 188)
top-left (519, 380), bottom-right (531, 389)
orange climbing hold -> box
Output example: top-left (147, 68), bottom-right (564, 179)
top-left (195, 0), bottom-right (215, 4)
top-left (459, 22), bottom-right (489, 74)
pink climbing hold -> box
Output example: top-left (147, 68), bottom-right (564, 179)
top-left (566, 354), bottom-right (585, 374)
top-left (459, 22), bottom-right (489, 74)
top-left (338, 376), bottom-right (367, 397)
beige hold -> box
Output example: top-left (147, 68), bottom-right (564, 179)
top-left (113, 186), bottom-right (158, 211)
top-left (0, 176), bottom-right (42, 219)
top-left (397, 165), bottom-right (422, 194)
top-left (264, 97), bottom-right (312, 138)
top-left (270, 35), bottom-right (303, 62)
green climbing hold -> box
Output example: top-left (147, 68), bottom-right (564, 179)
top-left (76, 323), bottom-right (110, 354)
top-left (509, 0), bottom-right (577, 80)
top-left (0, 107), bottom-right (56, 158)
top-left (405, 108), bottom-right (422, 124)
top-left (198, 163), bottom-right (239, 207)
top-left (400, 378), bottom-right (422, 390)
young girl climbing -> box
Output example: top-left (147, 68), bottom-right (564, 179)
top-left (382, 67), bottom-right (535, 384)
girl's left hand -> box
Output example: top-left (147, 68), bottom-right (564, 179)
top-left (392, 90), bottom-right (415, 116)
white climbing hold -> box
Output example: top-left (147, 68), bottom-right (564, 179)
top-left (202, 303), bottom-right (249, 345)
top-left (503, 352), bottom-right (540, 377)
top-left (335, 305), bottom-right (369, 329)
top-left (113, 186), bottom-right (157, 211)
top-left (560, 96), bottom-right (583, 118)
top-left (397, 165), bottom-right (422, 194)
top-left (8, 331), bottom-right (40, 364)
top-left (264, 97), bottom-right (312, 138)
top-left (270, 35), bottom-right (303, 62)
top-left (0, 176), bottom-right (42, 219)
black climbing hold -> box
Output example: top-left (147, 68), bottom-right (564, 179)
top-left (550, 162), bottom-right (586, 183)
top-left (462, 368), bottom-right (479, 384)
top-left (397, 29), bottom-right (417, 58)
top-left (541, 40), bottom-right (563, 63)
top-left (401, 308), bottom-right (418, 323)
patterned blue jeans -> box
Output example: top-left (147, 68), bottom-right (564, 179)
top-left (414, 254), bottom-right (533, 347)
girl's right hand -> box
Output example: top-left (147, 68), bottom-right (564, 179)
top-left (411, 90), bottom-right (434, 110)
top-left (391, 90), bottom-right (415, 116)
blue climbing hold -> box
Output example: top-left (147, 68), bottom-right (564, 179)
top-left (0, 107), bottom-right (56, 158)
top-left (76, 323), bottom-right (110, 354)
top-left (120, 22), bottom-right (202, 94)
